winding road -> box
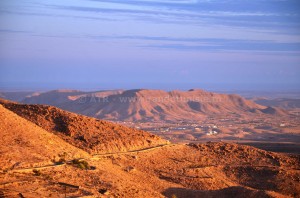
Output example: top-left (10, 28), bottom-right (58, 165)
top-left (7, 143), bottom-right (172, 173)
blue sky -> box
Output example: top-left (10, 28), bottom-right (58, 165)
top-left (0, 0), bottom-right (300, 91)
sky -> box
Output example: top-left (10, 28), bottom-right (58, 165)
top-left (0, 0), bottom-right (300, 91)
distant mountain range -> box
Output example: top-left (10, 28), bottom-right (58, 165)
top-left (253, 98), bottom-right (300, 110)
top-left (0, 89), bottom-right (287, 122)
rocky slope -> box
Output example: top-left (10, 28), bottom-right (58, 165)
top-left (0, 99), bottom-right (168, 154)
top-left (0, 104), bottom-right (89, 170)
top-left (1, 141), bottom-right (299, 197)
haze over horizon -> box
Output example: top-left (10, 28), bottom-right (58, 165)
top-left (1, 0), bottom-right (300, 91)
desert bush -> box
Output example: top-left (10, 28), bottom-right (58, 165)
top-left (58, 152), bottom-right (68, 163)
top-left (51, 152), bottom-right (69, 164)
top-left (33, 169), bottom-right (41, 176)
top-left (71, 159), bottom-right (91, 170)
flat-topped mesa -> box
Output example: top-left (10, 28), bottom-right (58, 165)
top-left (17, 89), bottom-right (289, 122)
top-left (0, 99), bottom-right (169, 154)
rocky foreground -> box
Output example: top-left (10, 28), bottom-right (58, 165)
top-left (0, 99), bottom-right (299, 197)
top-left (1, 141), bottom-right (299, 197)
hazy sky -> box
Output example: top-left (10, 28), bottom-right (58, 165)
top-left (0, 0), bottom-right (300, 91)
